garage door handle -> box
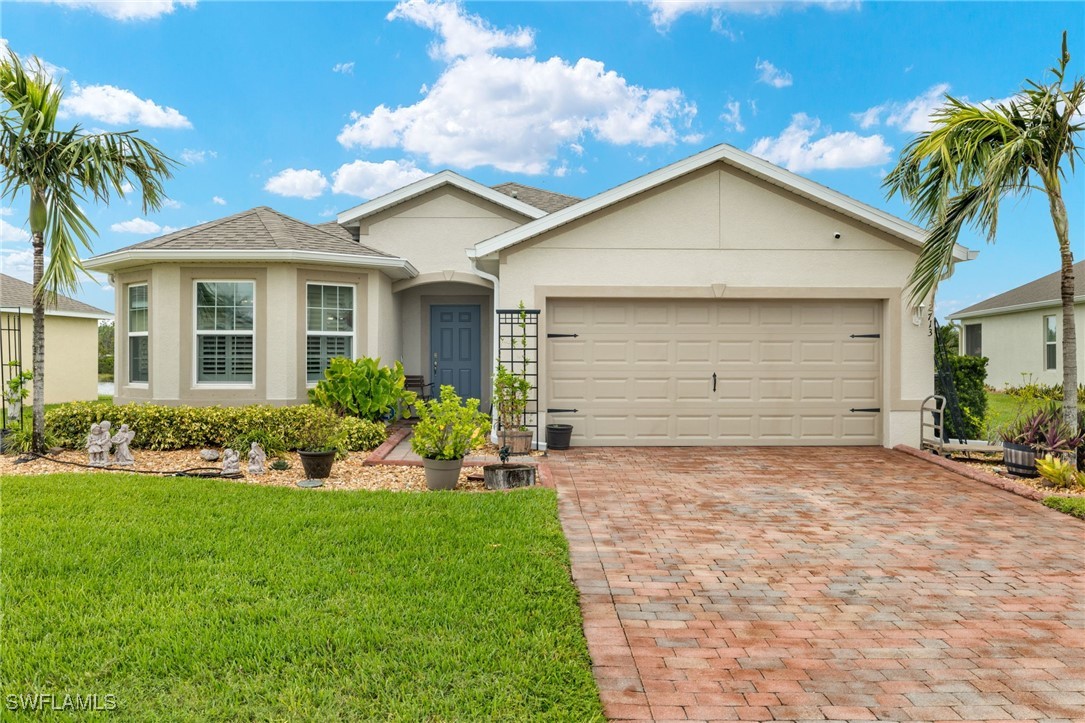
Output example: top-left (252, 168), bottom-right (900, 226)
top-left (711, 372), bottom-right (717, 392)
top-left (849, 407), bottom-right (881, 413)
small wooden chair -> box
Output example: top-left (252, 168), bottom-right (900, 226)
top-left (404, 375), bottom-right (433, 401)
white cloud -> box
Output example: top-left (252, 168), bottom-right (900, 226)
top-left (264, 168), bottom-right (329, 200)
top-left (854, 83), bottom-right (950, 133)
top-left (748, 113), bottom-right (892, 173)
top-left (162, 198), bottom-right (182, 209)
top-left (180, 148), bottom-right (216, 164)
top-left (645, 0), bottom-right (856, 30)
top-left (211, 196), bottom-right (227, 206)
top-left (1, 215), bottom-right (31, 244)
top-left (755, 59), bottom-right (792, 88)
top-left (61, 81), bottom-right (192, 129)
top-left (47, 0), bottom-right (197, 21)
top-left (388, 0), bottom-right (534, 62)
top-left (110, 217), bottom-right (178, 235)
top-left (720, 99), bottom-right (744, 132)
top-left (332, 62), bottom-right (356, 75)
top-left (0, 247), bottom-right (35, 282)
top-left (338, 1), bottom-right (696, 174)
top-left (119, 181), bottom-right (135, 194)
top-left (0, 39), bottom-right (68, 80)
top-left (331, 159), bottom-right (431, 200)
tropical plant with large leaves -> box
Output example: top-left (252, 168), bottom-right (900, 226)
top-left (0, 51), bottom-right (174, 452)
top-left (885, 32), bottom-right (1084, 428)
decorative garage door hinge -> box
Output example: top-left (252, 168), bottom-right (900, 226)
top-left (849, 333), bottom-right (881, 338)
top-left (547, 333), bottom-right (579, 338)
top-left (849, 407), bottom-right (881, 413)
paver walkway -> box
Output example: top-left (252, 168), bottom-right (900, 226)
top-left (548, 447), bottom-right (1085, 722)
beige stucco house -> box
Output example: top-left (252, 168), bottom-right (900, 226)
top-left (948, 261), bottom-right (1085, 389)
top-left (0, 273), bottom-right (111, 405)
top-left (85, 144), bottom-right (971, 448)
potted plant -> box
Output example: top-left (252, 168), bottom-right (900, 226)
top-left (410, 385), bottom-right (489, 490)
top-left (999, 403), bottom-right (1084, 477)
top-left (293, 409), bottom-right (345, 479)
top-left (493, 363), bottom-right (532, 454)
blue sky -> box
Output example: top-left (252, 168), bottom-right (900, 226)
top-left (1, 0), bottom-right (1082, 316)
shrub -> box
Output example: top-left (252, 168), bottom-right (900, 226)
top-left (937, 354), bottom-right (988, 440)
top-left (339, 416), bottom-right (387, 452)
top-left (229, 428), bottom-right (287, 458)
top-left (45, 402), bottom-right (388, 453)
top-left (410, 386), bottom-right (488, 460)
top-left (1002, 379), bottom-right (1085, 403)
top-left (1036, 454), bottom-right (1085, 489)
top-left (309, 357), bottom-right (416, 421)
top-left (2, 423), bottom-right (56, 454)
top-left (493, 363), bottom-right (530, 432)
top-left (999, 402), bottom-right (1084, 454)
top-left (98, 354), bottom-right (114, 375)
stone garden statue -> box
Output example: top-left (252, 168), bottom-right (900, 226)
top-left (222, 448), bottom-right (240, 475)
top-left (247, 442), bottom-right (266, 475)
top-left (111, 423), bottom-right (136, 466)
top-left (86, 422), bottom-right (109, 467)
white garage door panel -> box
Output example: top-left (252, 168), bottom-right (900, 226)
top-left (546, 299), bottom-right (882, 446)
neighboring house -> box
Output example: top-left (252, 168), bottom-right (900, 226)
top-left (948, 261), bottom-right (1085, 389)
top-left (0, 273), bottom-right (112, 405)
top-left (85, 144), bottom-right (972, 448)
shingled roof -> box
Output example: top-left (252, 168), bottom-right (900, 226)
top-left (950, 260), bottom-right (1085, 319)
top-left (491, 183), bottom-right (580, 214)
top-left (116, 207), bottom-right (394, 257)
top-left (0, 273), bottom-right (110, 317)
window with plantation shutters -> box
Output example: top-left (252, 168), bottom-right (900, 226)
top-left (306, 283), bottom-right (354, 382)
top-left (195, 281), bottom-right (255, 384)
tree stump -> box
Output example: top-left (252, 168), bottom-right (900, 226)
top-left (483, 463), bottom-right (536, 490)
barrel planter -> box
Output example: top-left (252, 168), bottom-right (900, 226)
top-left (1003, 442), bottom-right (1038, 478)
top-left (546, 424), bottom-right (573, 450)
top-left (498, 429), bottom-right (533, 455)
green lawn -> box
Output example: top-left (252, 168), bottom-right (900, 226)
top-left (0, 474), bottom-right (603, 721)
top-left (986, 390), bottom-right (1046, 433)
top-left (1043, 496), bottom-right (1085, 519)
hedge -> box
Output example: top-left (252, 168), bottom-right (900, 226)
top-left (45, 402), bottom-right (387, 453)
top-left (937, 354), bottom-right (988, 440)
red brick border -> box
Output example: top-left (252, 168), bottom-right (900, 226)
top-left (362, 425), bottom-right (412, 466)
top-left (894, 443), bottom-right (1061, 503)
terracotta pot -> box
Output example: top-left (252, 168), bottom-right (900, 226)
top-left (298, 450), bottom-right (335, 479)
top-left (423, 457), bottom-right (463, 490)
top-left (499, 429), bottom-right (533, 455)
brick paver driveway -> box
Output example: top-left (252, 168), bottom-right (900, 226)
top-left (548, 447), bottom-right (1084, 722)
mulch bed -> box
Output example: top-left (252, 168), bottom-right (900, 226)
top-left (951, 451), bottom-right (1085, 497)
top-left (0, 449), bottom-right (486, 492)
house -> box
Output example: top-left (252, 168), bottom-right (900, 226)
top-left (0, 272), bottom-right (111, 405)
top-left (948, 261), bottom-right (1085, 389)
top-left (84, 144), bottom-right (972, 448)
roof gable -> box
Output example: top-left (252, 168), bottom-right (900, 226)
top-left (337, 170), bottom-right (547, 226)
top-left (949, 260), bottom-right (1085, 319)
top-left (471, 144), bottom-right (974, 261)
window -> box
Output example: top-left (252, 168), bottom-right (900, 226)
top-left (195, 281), bottom-right (254, 384)
top-left (1044, 315), bottom-right (1058, 370)
top-left (306, 283), bottom-right (354, 382)
top-left (128, 284), bottom-right (148, 384)
top-left (964, 323), bottom-right (982, 357)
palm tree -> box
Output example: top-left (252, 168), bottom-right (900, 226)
top-left (1, 51), bottom-right (174, 452)
top-left (885, 32), bottom-right (1084, 428)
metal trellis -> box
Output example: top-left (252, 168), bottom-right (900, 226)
top-left (495, 307), bottom-right (539, 453)
top-left (1, 308), bottom-right (24, 433)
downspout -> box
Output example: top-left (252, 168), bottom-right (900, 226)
top-left (469, 252), bottom-right (501, 444)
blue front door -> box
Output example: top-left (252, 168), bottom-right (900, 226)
top-left (429, 304), bottom-right (482, 402)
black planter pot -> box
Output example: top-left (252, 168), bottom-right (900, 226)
top-left (1003, 441), bottom-right (1037, 478)
top-left (546, 424), bottom-right (573, 450)
top-left (298, 450), bottom-right (336, 479)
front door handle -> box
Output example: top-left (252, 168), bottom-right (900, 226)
top-left (432, 353), bottom-right (438, 377)
top-left (712, 372), bottom-right (717, 392)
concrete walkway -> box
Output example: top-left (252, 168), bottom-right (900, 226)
top-left (548, 447), bottom-right (1085, 722)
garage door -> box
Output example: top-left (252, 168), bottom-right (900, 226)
top-left (546, 298), bottom-right (882, 445)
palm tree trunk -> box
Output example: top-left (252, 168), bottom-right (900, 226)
top-left (1049, 189), bottom-right (1078, 431)
top-left (31, 231), bottom-right (45, 453)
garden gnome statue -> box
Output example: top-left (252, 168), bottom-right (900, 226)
top-left (98, 421), bottom-right (113, 465)
top-left (111, 423), bottom-right (136, 466)
top-left (222, 448), bottom-right (240, 475)
top-left (247, 442), bottom-right (266, 475)
top-left (86, 423), bottom-right (107, 466)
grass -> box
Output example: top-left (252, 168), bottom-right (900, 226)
top-left (1043, 495), bottom-right (1085, 519)
top-left (0, 474), bottom-right (603, 721)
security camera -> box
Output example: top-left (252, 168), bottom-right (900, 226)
top-left (833, 232), bottom-right (842, 239)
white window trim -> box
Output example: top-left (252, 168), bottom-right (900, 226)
top-left (127, 283), bottom-right (149, 388)
top-left (192, 279), bottom-right (256, 389)
top-left (1044, 315), bottom-right (1058, 371)
top-left (305, 281), bottom-right (357, 388)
